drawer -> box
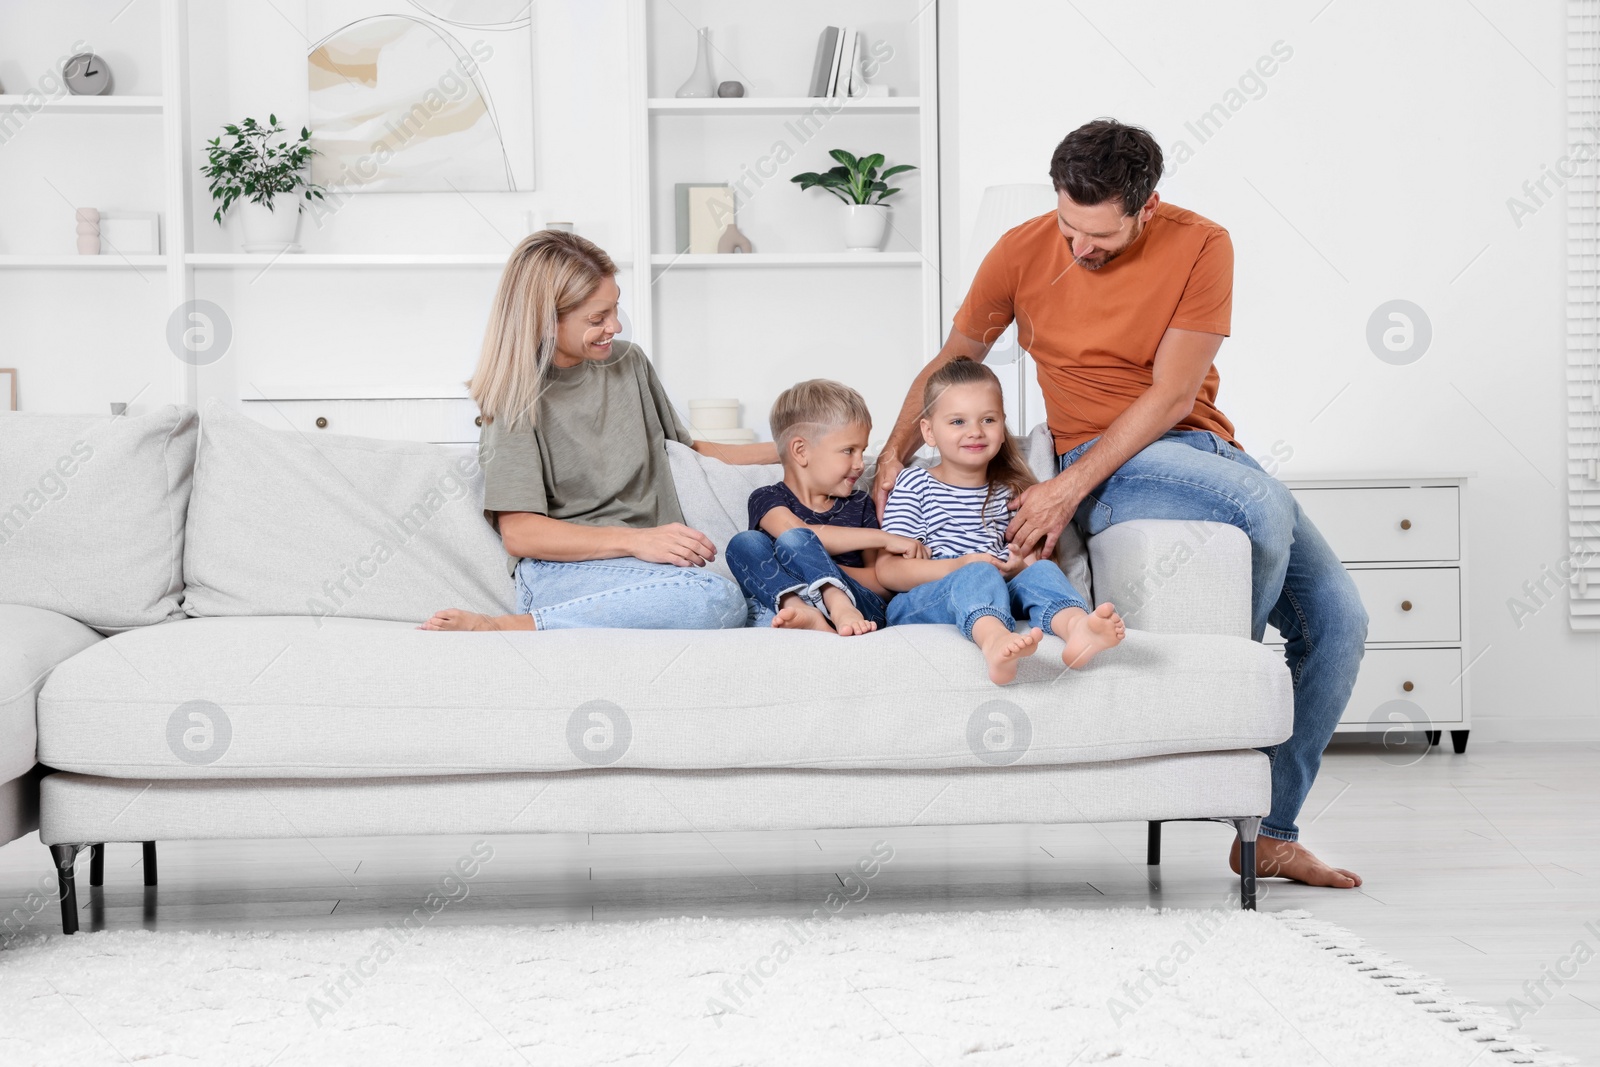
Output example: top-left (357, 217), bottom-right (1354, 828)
top-left (1339, 647), bottom-right (1464, 728)
top-left (1350, 568), bottom-right (1460, 643)
top-left (241, 399), bottom-right (482, 443)
top-left (1291, 486), bottom-right (1459, 562)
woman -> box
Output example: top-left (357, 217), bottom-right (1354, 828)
top-left (422, 231), bottom-right (777, 632)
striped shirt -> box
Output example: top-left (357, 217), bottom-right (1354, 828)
top-left (880, 466), bottom-right (1013, 561)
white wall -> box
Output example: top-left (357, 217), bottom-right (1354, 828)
top-left (948, 0), bottom-right (1595, 741)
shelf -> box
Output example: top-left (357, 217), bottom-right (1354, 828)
top-left (186, 253), bottom-right (633, 268)
top-left (647, 96), bottom-right (918, 116)
top-left (0, 255), bottom-right (166, 269)
top-left (0, 94), bottom-right (165, 116)
top-left (649, 252), bottom-right (923, 268)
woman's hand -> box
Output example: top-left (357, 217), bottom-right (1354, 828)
top-left (628, 523), bottom-right (718, 567)
top-left (880, 533), bottom-right (929, 559)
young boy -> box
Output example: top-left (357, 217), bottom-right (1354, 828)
top-left (726, 379), bottom-right (929, 635)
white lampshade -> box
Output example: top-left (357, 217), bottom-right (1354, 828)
top-left (963, 184), bottom-right (1057, 433)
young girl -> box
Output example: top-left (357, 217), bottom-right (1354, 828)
top-left (422, 230), bottom-right (778, 632)
top-left (876, 358), bottom-right (1125, 684)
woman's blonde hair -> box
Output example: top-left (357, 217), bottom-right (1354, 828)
top-left (922, 357), bottom-right (1036, 517)
top-left (467, 230), bottom-right (617, 429)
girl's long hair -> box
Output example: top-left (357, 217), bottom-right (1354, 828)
top-left (467, 230), bottom-right (617, 429)
top-left (922, 357), bottom-right (1036, 527)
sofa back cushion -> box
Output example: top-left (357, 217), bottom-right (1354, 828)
top-left (667, 422), bottom-right (1091, 602)
top-left (183, 400), bottom-right (516, 624)
top-left (0, 406), bottom-right (195, 632)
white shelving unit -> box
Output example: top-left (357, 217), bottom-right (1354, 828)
top-left (0, 94), bottom-right (165, 115)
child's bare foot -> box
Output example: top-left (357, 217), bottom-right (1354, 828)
top-left (973, 618), bottom-right (1043, 685)
top-left (1230, 836), bottom-right (1362, 889)
top-left (418, 609), bottom-right (536, 632)
top-left (1056, 602), bottom-right (1125, 669)
top-left (772, 601), bottom-right (834, 633)
top-left (819, 586), bottom-right (878, 637)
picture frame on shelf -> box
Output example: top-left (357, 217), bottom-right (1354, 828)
top-left (0, 368), bottom-right (16, 411)
top-left (96, 212), bottom-right (162, 255)
top-left (674, 184), bottom-right (735, 253)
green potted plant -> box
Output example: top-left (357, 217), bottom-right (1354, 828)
top-left (791, 149), bottom-right (916, 252)
top-left (201, 115), bottom-right (325, 254)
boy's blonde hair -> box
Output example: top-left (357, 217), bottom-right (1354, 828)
top-left (467, 230), bottom-right (617, 430)
top-left (769, 379), bottom-right (872, 458)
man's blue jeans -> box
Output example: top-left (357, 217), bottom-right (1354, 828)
top-left (725, 527), bottom-right (888, 628)
top-left (886, 559), bottom-right (1088, 637)
top-left (1059, 429), bottom-right (1369, 842)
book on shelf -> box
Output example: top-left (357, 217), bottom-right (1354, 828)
top-left (808, 26), bottom-right (840, 97)
top-left (810, 25), bottom-right (868, 98)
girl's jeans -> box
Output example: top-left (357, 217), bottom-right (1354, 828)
top-left (725, 527), bottom-right (888, 627)
top-left (1060, 428), bottom-right (1370, 842)
top-left (514, 556), bottom-right (747, 630)
top-left (886, 559), bottom-right (1088, 638)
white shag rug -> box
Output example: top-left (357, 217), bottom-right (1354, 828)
top-left (0, 907), bottom-right (1575, 1066)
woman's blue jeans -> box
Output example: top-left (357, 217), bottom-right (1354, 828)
top-left (886, 559), bottom-right (1088, 638)
top-left (1059, 428), bottom-right (1370, 842)
top-left (514, 556), bottom-right (747, 630)
top-left (725, 527), bottom-right (888, 627)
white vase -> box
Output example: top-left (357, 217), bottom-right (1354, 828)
top-left (238, 198), bottom-right (301, 254)
top-left (674, 28), bottom-right (716, 98)
top-left (843, 204), bottom-right (889, 252)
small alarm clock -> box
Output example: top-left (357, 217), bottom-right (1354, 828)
top-left (63, 53), bottom-right (112, 96)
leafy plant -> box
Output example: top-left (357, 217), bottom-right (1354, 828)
top-left (791, 150), bottom-right (915, 206)
top-left (201, 115), bottom-right (325, 225)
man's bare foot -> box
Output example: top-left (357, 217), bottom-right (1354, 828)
top-left (418, 609), bottom-right (536, 632)
top-left (772, 601), bottom-right (834, 633)
top-left (1230, 835), bottom-right (1362, 889)
top-left (973, 619), bottom-right (1044, 685)
top-left (1056, 602), bottom-right (1126, 669)
top-left (819, 586), bottom-right (878, 637)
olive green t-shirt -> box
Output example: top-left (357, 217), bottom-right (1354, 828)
top-left (478, 341), bottom-right (695, 574)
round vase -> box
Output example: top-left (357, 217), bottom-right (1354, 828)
top-left (842, 204), bottom-right (889, 252)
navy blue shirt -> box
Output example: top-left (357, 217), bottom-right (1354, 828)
top-left (747, 482), bottom-right (879, 569)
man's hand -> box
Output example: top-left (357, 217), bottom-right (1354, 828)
top-left (880, 533), bottom-right (929, 559)
top-left (628, 523), bottom-right (717, 567)
top-left (1005, 473), bottom-right (1085, 560)
top-left (871, 452), bottom-right (905, 519)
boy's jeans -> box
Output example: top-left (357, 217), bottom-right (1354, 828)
top-left (886, 559), bottom-right (1088, 638)
top-left (725, 527), bottom-right (888, 627)
top-left (1059, 428), bottom-right (1369, 842)
top-left (514, 556), bottom-right (747, 630)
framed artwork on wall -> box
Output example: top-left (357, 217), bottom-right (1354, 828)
top-left (0, 369), bottom-right (16, 411)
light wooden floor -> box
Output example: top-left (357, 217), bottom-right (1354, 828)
top-left (1, 741), bottom-right (1596, 1061)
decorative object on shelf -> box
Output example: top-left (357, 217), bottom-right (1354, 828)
top-left (674, 27), bottom-right (717, 98)
top-left (716, 80), bottom-right (744, 98)
top-left (808, 26), bottom-right (887, 98)
top-left (543, 220), bottom-right (574, 233)
top-left (675, 184), bottom-right (736, 254)
top-left (306, 1), bottom-right (536, 192)
top-left (688, 398), bottom-right (755, 444)
top-left (63, 52), bottom-right (112, 96)
top-left (202, 115), bottom-right (326, 254)
top-left (0, 368), bottom-right (15, 411)
top-left (97, 212), bottom-right (162, 255)
top-left (74, 208), bottom-right (100, 256)
top-left (716, 223), bottom-right (753, 254)
top-left (791, 149), bottom-right (916, 252)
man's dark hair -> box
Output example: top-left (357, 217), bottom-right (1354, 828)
top-left (1048, 119), bottom-right (1163, 216)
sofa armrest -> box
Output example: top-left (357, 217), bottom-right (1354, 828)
top-left (0, 605), bottom-right (103, 792)
top-left (1087, 520), bottom-right (1251, 638)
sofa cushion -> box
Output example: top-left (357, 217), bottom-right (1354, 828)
top-left (667, 422), bottom-right (1091, 602)
top-left (0, 406), bottom-right (196, 631)
top-left (36, 615), bottom-right (1292, 778)
top-left (0, 605), bottom-right (103, 782)
top-left (183, 400), bottom-right (517, 624)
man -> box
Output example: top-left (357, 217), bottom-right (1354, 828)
top-left (872, 119), bottom-right (1368, 889)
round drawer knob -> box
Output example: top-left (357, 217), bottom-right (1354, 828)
top-left (1402, 680), bottom-right (1414, 692)
top-left (475, 415), bottom-right (483, 427)
top-left (314, 416), bottom-right (328, 429)
top-left (1400, 600), bottom-right (1413, 612)
top-left (1399, 518), bottom-right (1412, 530)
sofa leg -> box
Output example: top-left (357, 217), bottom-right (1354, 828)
top-left (89, 843), bottom-right (104, 888)
top-left (1234, 817), bottom-right (1260, 911)
top-left (49, 844), bottom-right (83, 935)
top-left (142, 842), bottom-right (158, 887)
top-left (1146, 822), bottom-right (1162, 865)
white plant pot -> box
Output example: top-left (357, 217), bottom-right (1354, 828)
top-left (238, 198), bottom-right (302, 254)
top-left (842, 204), bottom-right (889, 252)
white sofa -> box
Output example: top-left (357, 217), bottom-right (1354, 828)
top-left (0, 402), bottom-right (1291, 935)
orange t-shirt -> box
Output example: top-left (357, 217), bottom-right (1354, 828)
top-left (952, 201), bottom-right (1239, 454)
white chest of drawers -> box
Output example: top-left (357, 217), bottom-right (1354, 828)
top-left (1268, 475), bottom-right (1471, 753)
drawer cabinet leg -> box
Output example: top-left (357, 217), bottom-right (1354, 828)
top-left (1451, 730), bottom-right (1470, 754)
top-left (1146, 822), bottom-right (1161, 866)
top-left (1425, 730), bottom-right (1441, 747)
